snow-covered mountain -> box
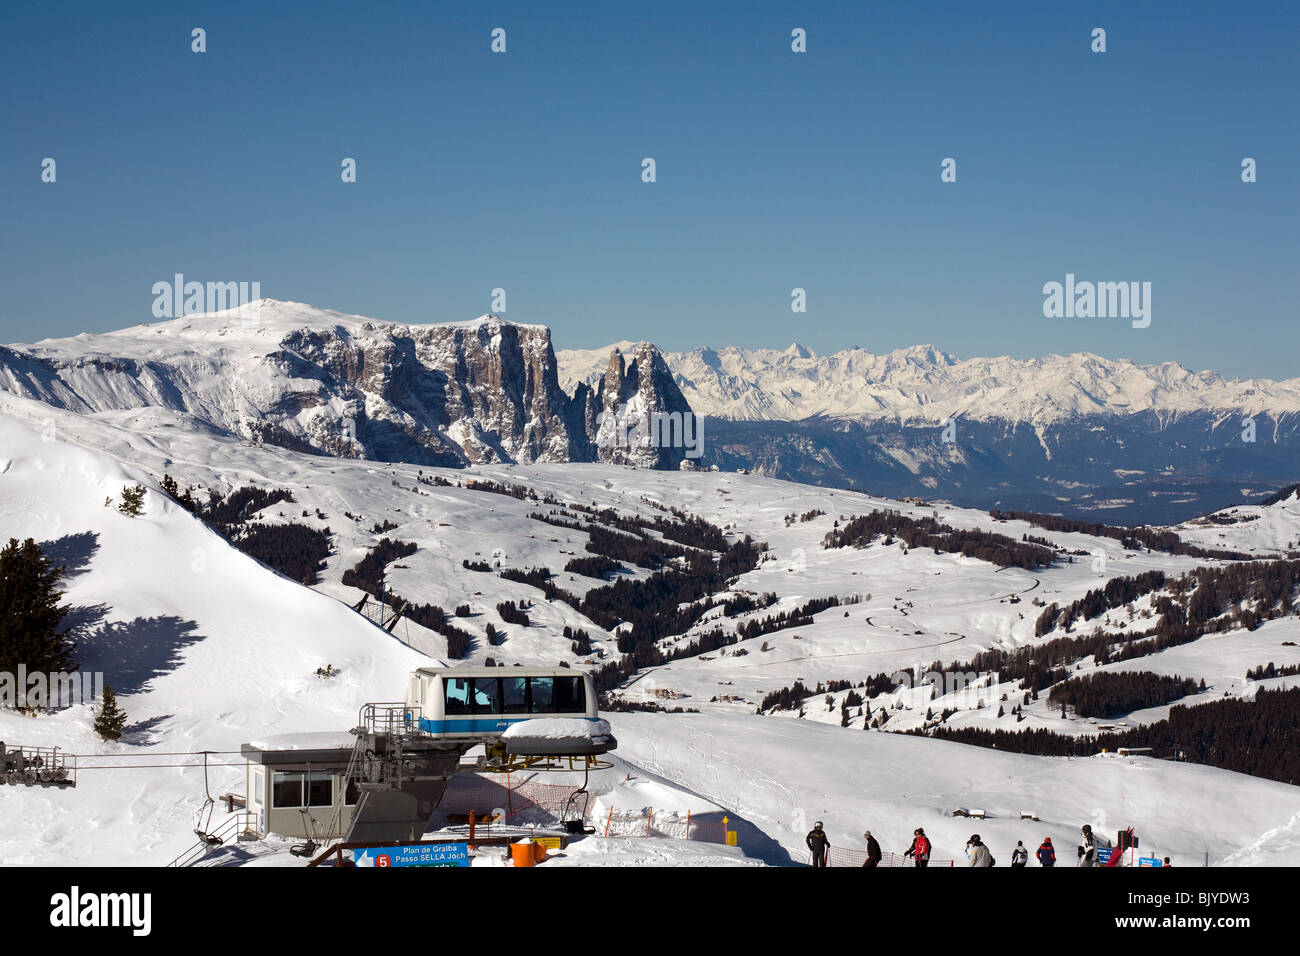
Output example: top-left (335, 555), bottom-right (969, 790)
top-left (0, 300), bottom-right (693, 471)
top-left (560, 341), bottom-right (1300, 425)
top-left (557, 342), bottom-right (1300, 524)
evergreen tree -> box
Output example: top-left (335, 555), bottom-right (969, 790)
top-left (118, 484), bottom-right (146, 517)
top-left (0, 538), bottom-right (76, 678)
top-left (94, 682), bottom-right (127, 741)
top-left (159, 473), bottom-right (199, 515)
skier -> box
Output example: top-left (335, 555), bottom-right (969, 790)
top-left (861, 829), bottom-right (883, 868)
top-left (1078, 824), bottom-right (1098, 867)
top-left (806, 821), bottom-right (830, 867)
top-left (903, 827), bottom-right (931, 867)
top-left (1011, 840), bottom-right (1029, 867)
top-left (966, 834), bottom-right (993, 867)
top-left (1036, 837), bottom-right (1056, 867)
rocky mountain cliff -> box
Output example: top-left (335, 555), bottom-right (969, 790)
top-left (0, 300), bottom-right (693, 470)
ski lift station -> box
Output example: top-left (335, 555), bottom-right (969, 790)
top-left (239, 667), bottom-right (616, 846)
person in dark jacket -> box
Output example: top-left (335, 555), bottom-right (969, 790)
top-left (861, 830), bottom-right (883, 867)
top-left (903, 827), bottom-right (931, 867)
top-left (1010, 841), bottom-right (1029, 867)
top-left (806, 821), bottom-right (830, 867)
top-left (1036, 837), bottom-right (1056, 867)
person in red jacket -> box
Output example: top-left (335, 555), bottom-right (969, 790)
top-left (1036, 837), bottom-right (1056, 867)
top-left (904, 827), bottom-right (931, 867)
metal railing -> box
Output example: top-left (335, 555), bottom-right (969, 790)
top-left (166, 811), bottom-right (259, 868)
top-left (359, 702), bottom-right (418, 736)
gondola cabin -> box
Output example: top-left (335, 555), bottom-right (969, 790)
top-left (404, 666), bottom-right (600, 739)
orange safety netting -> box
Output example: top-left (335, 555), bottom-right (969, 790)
top-left (593, 807), bottom-right (728, 843)
top-left (821, 847), bottom-right (954, 867)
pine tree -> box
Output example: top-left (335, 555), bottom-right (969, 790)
top-left (0, 538), bottom-right (76, 678)
top-left (94, 682), bottom-right (127, 741)
top-left (118, 484), bottom-right (146, 517)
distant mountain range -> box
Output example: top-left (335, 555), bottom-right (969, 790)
top-left (2, 300), bottom-right (1296, 524)
top-left (558, 341), bottom-right (1300, 425)
top-left (557, 340), bottom-right (1300, 524)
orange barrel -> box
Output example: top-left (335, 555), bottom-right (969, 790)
top-left (511, 842), bottom-right (536, 867)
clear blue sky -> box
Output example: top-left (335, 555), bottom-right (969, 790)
top-left (2, 1), bottom-right (1296, 379)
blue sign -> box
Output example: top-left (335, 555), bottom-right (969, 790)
top-left (1138, 857), bottom-right (1162, 867)
top-left (354, 843), bottom-right (470, 868)
top-left (1095, 847), bottom-right (1114, 864)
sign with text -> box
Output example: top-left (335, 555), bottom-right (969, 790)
top-left (354, 843), bottom-right (469, 868)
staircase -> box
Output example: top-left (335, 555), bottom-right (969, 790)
top-left (166, 811), bottom-right (259, 867)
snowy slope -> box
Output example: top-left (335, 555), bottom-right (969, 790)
top-left (608, 711), bottom-right (1300, 867)
top-left (3, 388), bottom-right (1218, 678)
top-left (0, 389), bottom-right (1267, 699)
top-left (1174, 490), bottom-right (1300, 556)
top-left (0, 416), bottom-right (431, 864)
top-left (5, 397), bottom-right (1300, 866)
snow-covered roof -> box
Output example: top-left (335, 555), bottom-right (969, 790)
top-left (243, 732), bottom-right (356, 753)
top-left (500, 718), bottom-right (611, 740)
